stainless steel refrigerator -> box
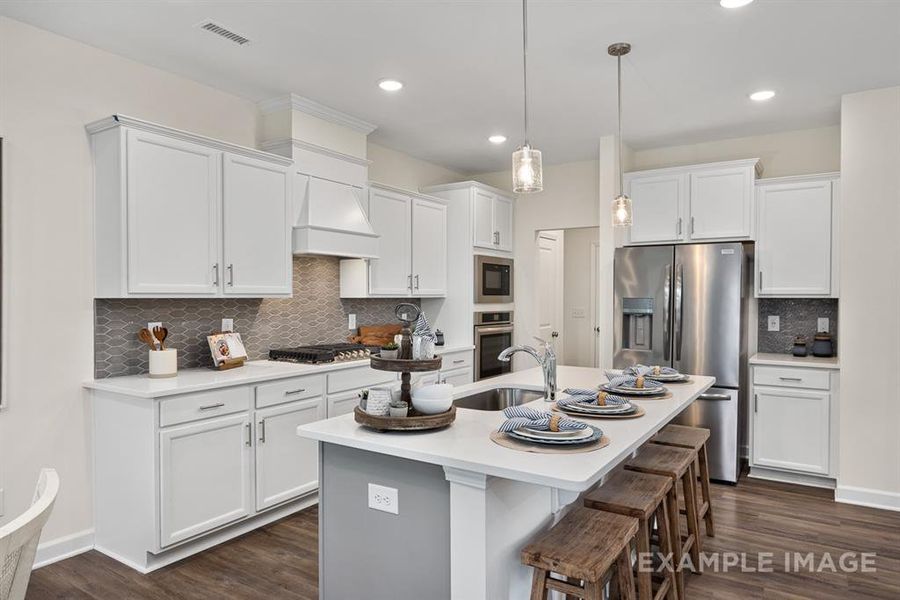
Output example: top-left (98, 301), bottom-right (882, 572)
top-left (614, 242), bottom-right (752, 483)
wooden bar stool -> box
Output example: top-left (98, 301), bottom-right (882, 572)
top-left (522, 506), bottom-right (639, 600)
top-left (584, 470), bottom-right (678, 600)
top-left (651, 424), bottom-right (715, 538)
top-left (625, 445), bottom-right (702, 599)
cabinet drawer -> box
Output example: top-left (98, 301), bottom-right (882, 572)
top-left (159, 387), bottom-right (251, 428)
top-left (440, 350), bottom-right (472, 370)
top-left (327, 365), bottom-right (395, 394)
top-left (255, 375), bottom-right (325, 409)
top-left (753, 366), bottom-right (830, 390)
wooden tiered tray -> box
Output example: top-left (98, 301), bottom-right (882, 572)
top-left (369, 355), bottom-right (442, 405)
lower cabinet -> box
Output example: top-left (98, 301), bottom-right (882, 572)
top-left (442, 366), bottom-right (473, 387)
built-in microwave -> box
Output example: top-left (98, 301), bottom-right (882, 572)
top-left (474, 255), bottom-right (513, 303)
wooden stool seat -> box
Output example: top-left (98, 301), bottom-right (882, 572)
top-left (650, 424), bottom-right (710, 451)
top-left (522, 507), bottom-right (638, 600)
top-left (625, 443), bottom-right (695, 479)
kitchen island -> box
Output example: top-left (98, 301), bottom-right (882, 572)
top-left (297, 366), bottom-right (715, 600)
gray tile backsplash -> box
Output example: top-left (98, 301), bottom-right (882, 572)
top-left (757, 298), bottom-right (838, 355)
top-left (94, 256), bottom-right (410, 378)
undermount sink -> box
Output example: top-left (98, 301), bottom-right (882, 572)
top-left (453, 387), bottom-right (545, 411)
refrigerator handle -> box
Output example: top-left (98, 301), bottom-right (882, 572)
top-left (662, 265), bottom-right (672, 362)
top-left (674, 263), bottom-right (684, 362)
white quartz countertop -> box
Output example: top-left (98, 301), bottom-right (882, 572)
top-left (750, 352), bottom-right (839, 370)
top-left (84, 344), bottom-right (475, 399)
top-left (297, 366), bottom-right (715, 493)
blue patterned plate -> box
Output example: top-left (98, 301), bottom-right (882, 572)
top-left (507, 425), bottom-right (604, 446)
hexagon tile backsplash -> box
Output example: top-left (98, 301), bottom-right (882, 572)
top-left (94, 256), bottom-right (412, 378)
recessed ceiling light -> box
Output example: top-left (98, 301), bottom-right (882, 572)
top-left (750, 90), bottom-right (776, 101)
top-left (488, 135), bottom-right (507, 144)
top-left (377, 79), bottom-right (403, 92)
top-left (720, 0), bottom-right (754, 8)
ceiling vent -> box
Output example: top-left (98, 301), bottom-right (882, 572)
top-left (197, 21), bottom-right (250, 46)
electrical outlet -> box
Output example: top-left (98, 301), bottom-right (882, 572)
top-left (817, 317), bottom-right (829, 333)
top-left (147, 321), bottom-right (162, 332)
top-left (348, 313), bottom-right (357, 330)
top-left (767, 316), bottom-right (780, 332)
top-left (368, 483), bottom-right (398, 515)
top-left (221, 318), bottom-right (234, 332)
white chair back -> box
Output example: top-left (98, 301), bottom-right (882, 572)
top-left (0, 469), bottom-right (60, 600)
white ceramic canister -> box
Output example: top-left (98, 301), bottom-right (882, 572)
top-left (149, 349), bottom-right (178, 378)
top-left (365, 387), bottom-right (392, 417)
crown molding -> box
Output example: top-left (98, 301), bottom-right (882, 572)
top-left (259, 137), bottom-right (372, 167)
top-left (420, 180), bottom-right (516, 199)
top-left (258, 93), bottom-right (378, 135)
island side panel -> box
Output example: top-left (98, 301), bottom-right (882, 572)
top-left (320, 443), bottom-right (451, 600)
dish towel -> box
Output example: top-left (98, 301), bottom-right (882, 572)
top-left (413, 311), bottom-right (437, 342)
top-left (558, 388), bottom-right (631, 408)
top-left (624, 364), bottom-right (680, 377)
top-left (498, 406), bottom-right (588, 432)
top-left (606, 374), bottom-right (664, 390)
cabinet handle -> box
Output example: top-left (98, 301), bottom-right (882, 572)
top-left (227, 264), bottom-right (234, 286)
top-left (213, 263), bottom-right (220, 286)
top-left (779, 376), bottom-right (803, 382)
top-left (284, 388), bottom-right (307, 396)
top-left (407, 274), bottom-right (413, 292)
top-left (677, 218), bottom-right (682, 237)
top-left (245, 422), bottom-right (252, 446)
top-left (759, 270), bottom-right (763, 290)
top-left (198, 402), bottom-right (225, 411)
top-left (690, 216), bottom-right (696, 235)
top-left (258, 419), bottom-right (266, 444)
top-left (414, 274), bottom-right (420, 290)
top-left (754, 393), bottom-right (758, 413)
top-left (452, 359), bottom-right (465, 365)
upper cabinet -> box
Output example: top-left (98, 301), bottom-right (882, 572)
top-left (472, 187), bottom-right (514, 253)
top-left (88, 115), bottom-right (293, 298)
top-left (756, 173), bottom-right (840, 298)
top-left (624, 159), bottom-right (758, 246)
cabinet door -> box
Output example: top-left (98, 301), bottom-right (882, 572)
top-left (327, 390), bottom-right (362, 418)
top-left (222, 154), bottom-right (292, 296)
top-left (368, 188), bottom-right (412, 296)
top-left (757, 180), bottom-right (832, 296)
top-left (472, 188), bottom-right (495, 249)
top-left (159, 414), bottom-right (252, 547)
top-left (411, 198), bottom-right (448, 296)
top-left (689, 167), bottom-right (753, 240)
top-left (626, 173), bottom-right (685, 244)
top-left (126, 129), bottom-right (220, 295)
top-left (441, 366), bottom-right (473, 387)
top-left (493, 195), bottom-right (514, 252)
top-left (255, 397), bottom-right (324, 511)
top-left (752, 388), bottom-right (830, 475)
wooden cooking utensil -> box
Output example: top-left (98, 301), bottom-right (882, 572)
top-left (153, 326), bottom-right (168, 351)
top-left (138, 328), bottom-right (157, 351)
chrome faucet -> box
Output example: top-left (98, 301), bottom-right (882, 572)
top-left (498, 336), bottom-right (558, 401)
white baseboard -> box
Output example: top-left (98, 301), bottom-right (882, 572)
top-left (836, 485), bottom-right (900, 512)
top-left (33, 529), bottom-right (94, 569)
top-left (748, 466), bottom-right (835, 489)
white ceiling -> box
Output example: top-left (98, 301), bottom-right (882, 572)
top-left (3, 1), bottom-right (899, 173)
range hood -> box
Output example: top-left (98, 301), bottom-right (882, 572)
top-left (293, 174), bottom-right (379, 259)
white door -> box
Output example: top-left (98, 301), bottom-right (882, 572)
top-left (411, 198), bottom-right (448, 296)
top-left (159, 414), bottom-right (252, 547)
top-left (536, 232), bottom-right (564, 361)
top-left (126, 129), bottom-right (220, 295)
top-left (752, 388), bottom-right (830, 475)
top-left (255, 397), bottom-right (324, 511)
top-left (368, 188), bottom-right (412, 296)
top-left (757, 180), bottom-right (833, 296)
top-left (222, 154), bottom-right (292, 296)
top-left (472, 189), bottom-right (495, 249)
top-left (626, 173), bottom-right (686, 244)
top-left (689, 167), bottom-right (753, 240)
top-left (327, 390), bottom-right (362, 418)
top-left (493, 195), bottom-right (514, 252)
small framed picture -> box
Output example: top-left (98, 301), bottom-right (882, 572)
top-left (207, 332), bottom-right (248, 367)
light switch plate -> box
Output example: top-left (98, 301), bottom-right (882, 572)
top-left (348, 313), bottom-right (357, 330)
top-left (571, 307), bottom-right (586, 319)
top-left (368, 483), bottom-right (398, 515)
top-left (221, 318), bottom-right (234, 332)
top-left (817, 317), bottom-right (829, 333)
top-left (767, 316), bottom-right (780, 332)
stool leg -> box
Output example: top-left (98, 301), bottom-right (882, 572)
top-left (584, 580), bottom-right (604, 600)
top-left (665, 486), bottom-right (684, 600)
top-left (655, 499), bottom-right (678, 600)
top-left (698, 444), bottom-right (715, 537)
top-left (682, 466), bottom-right (702, 567)
top-left (616, 547), bottom-right (636, 600)
top-left (635, 518), bottom-right (652, 600)
top-left (530, 568), bottom-right (549, 600)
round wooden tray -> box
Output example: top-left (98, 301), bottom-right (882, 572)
top-left (369, 355), bottom-right (443, 372)
top-left (354, 405), bottom-right (456, 432)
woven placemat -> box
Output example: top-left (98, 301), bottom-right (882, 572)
top-left (489, 431), bottom-right (611, 454)
top-left (551, 403), bottom-right (646, 420)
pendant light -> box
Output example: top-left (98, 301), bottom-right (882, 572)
top-left (609, 42), bottom-right (632, 227)
top-left (512, 0), bottom-right (542, 193)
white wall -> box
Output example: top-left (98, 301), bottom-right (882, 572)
top-left (562, 228), bottom-right (601, 367)
top-left (836, 87), bottom-right (900, 510)
top-left (368, 142), bottom-right (464, 191)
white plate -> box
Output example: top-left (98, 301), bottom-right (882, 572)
top-left (646, 373), bottom-right (684, 382)
top-left (515, 427), bottom-right (593, 441)
top-left (562, 402), bottom-right (636, 415)
top-left (601, 384), bottom-right (666, 396)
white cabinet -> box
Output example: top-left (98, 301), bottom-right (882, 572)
top-left (159, 413), bottom-right (253, 547)
top-left (328, 389), bottom-right (364, 417)
top-left (442, 366), bottom-right (473, 387)
top-left (624, 159), bottom-right (758, 245)
top-left (756, 174), bottom-right (839, 297)
top-left (88, 115), bottom-right (293, 298)
top-left (473, 188), bottom-right (514, 252)
top-left (368, 187), bottom-right (413, 296)
top-left (254, 397), bottom-right (323, 511)
top-left (411, 198), bottom-right (448, 295)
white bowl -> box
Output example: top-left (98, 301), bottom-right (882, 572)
top-left (413, 383), bottom-right (454, 400)
top-left (411, 385), bottom-right (454, 414)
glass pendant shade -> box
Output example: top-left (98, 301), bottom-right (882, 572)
top-left (612, 194), bottom-right (633, 227)
top-left (512, 144), bottom-right (543, 193)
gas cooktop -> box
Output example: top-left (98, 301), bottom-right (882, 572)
top-left (268, 343), bottom-right (372, 364)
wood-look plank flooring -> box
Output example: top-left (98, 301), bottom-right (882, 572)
top-left (27, 476), bottom-right (900, 599)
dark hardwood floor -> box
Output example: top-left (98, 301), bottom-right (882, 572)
top-left (27, 476), bottom-right (899, 599)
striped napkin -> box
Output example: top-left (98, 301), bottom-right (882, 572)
top-left (498, 406), bottom-right (588, 432)
top-left (606, 374), bottom-right (664, 390)
top-left (557, 388), bottom-right (632, 408)
top-left (624, 364), bottom-right (680, 377)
